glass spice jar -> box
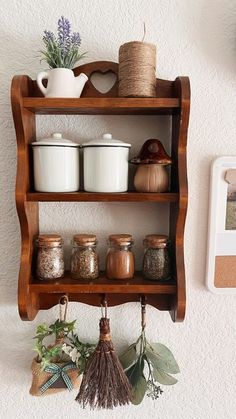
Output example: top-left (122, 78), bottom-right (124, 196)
top-left (36, 234), bottom-right (64, 280)
top-left (70, 234), bottom-right (99, 280)
top-left (143, 235), bottom-right (171, 280)
top-left (106, 234), bottom-right (135, 280)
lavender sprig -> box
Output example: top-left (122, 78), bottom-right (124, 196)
top-left (40, 16), bottom-right (87, 69)
top-left (58, 16), bottom-right (71, 57)
top-left (71, 32), bottom-right (81, 47)
top-left (43, 31), bottom-right (55, 44)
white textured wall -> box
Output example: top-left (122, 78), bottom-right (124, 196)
top-left (1, 0), bottom-right (236, 418)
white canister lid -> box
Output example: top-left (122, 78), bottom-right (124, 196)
top-left (81, 133), bottom-right (131, 148)
top-left (32, 132), bottom-right (80, 147)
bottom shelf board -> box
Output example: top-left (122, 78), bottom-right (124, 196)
top-left (26, 191), bottom-right (179, 202)
top-left (30, 272), bottom-right (176, 294)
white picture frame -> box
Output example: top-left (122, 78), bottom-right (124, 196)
top-left (206, 156), bottom-right (236, 294)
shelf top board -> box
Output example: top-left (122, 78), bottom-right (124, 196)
top-left (22, 97), bottom-right (180, 115)
top-left (26, 191), bottom-right (179, 203)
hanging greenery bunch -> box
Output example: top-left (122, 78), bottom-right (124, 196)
top-left (40, 16), bottom-right (87, 69)
top-left (33, 319), bottom-right (95, 372)
top-left (30, 296), bottom-right (96, 397)
top-left (119, 303), bottom-right (180, 405)
top-left (33, 319), bottom-right (76, 370)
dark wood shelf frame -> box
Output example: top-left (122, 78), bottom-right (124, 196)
top-left (11, 60), bottom-right (190, 322)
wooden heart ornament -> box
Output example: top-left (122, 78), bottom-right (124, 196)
top-left (90, 71), bottom-right (117, 94)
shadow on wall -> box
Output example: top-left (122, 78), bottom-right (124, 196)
top-left (0, 311), bottom-right (35, 387)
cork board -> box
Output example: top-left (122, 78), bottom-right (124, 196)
top-left (215, 256), bottom-right (236, 287)
top-left (206, 157), bottom-right (236, 294)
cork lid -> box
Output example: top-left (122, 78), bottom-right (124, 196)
top-left (109, 234), bottom-right (133, 245)
top-left (73, 234), bottom-right (97, 245)
top-left (38, 234), bottom-right (62, 246)
top-left (144, 234), bottom-right (168, 248)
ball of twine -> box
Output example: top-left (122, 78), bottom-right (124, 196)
top-left (118, 41), bottom-right (156, 97)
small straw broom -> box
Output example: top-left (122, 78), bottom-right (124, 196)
top-left (76, 300), bottom-right (132, 409)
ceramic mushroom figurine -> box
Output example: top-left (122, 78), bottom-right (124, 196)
top-left (130, 139), bottom-right (172, 192)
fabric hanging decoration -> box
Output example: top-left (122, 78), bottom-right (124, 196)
top-left (30, 295), bottom-right (81, 396)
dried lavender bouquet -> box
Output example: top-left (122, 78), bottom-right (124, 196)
top-left (120, 304), bottom-right (180, 404)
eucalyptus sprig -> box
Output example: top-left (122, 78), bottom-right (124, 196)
top-left (120, 325), bottom-right (179, 404)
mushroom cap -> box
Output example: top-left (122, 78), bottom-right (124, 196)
top-left (130, 139), bottom-right (172, 165)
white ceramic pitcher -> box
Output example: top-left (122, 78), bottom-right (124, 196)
top-left (37, 68), bottom-right (88, 98)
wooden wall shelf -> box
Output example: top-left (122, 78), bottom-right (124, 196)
top-left (11, 60), bottom-right (190, 322)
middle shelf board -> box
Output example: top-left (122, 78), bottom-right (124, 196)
top-left (26, 192), bottom-right (179, 203)
top-left (30, 273), bottom-right (177, 294)
top-left (22, 97), bottom-right (180, 115)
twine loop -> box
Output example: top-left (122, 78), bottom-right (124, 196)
top-left (141, 296), bottom-right (147, 330)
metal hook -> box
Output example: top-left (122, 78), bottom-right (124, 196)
top-left (101, 294), bottom-right (108, 318)
top-left (140, 295), bottom-right (147, 308)
top-left (59, 294), bottom-right (68, 322)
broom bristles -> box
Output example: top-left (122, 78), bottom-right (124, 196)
top-left (76, 318), bottom-right (132, 409)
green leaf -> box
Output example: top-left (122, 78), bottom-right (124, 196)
top-left (153, 368), bottom-right (178, 385)
top-left (47, 346), bottom-right (61, 358)
top-left (120, 345), bottom-right (137, 370)
top-left (49, 319), bottom-right (76, 337)
top-left (132, 375), bottom-right (147, 405)
top-left (145, 349), bottom-right (177, 374)
top-left (36, 323), bottom-right (50, 335)
top-left (126, 357), bottom-right (144, 387)
top-left (146, 342), bottom-right (180, 374)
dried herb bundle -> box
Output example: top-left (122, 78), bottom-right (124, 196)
top-left (120, 303), bottom-right (180, 404)
top-left (76, 317), bottom-right (132, 409)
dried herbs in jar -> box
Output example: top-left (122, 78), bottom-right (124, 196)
top-left (36, 234), bottom-right (64, 280)
top-left (143, 235), bottom-right (171, 280)
top-left (71, 234), bottom-right (99, 280)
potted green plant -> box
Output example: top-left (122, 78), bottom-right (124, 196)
top-left (37, 16), bottom-right (88, 97)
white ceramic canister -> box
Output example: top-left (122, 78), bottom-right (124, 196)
top-left (32, 133), bottom-right (80, 192)
top-left (82, 133), bottom-right (131, 192)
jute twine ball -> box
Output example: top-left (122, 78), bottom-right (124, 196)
top-left (118, 41), bottom-right (156, 97)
